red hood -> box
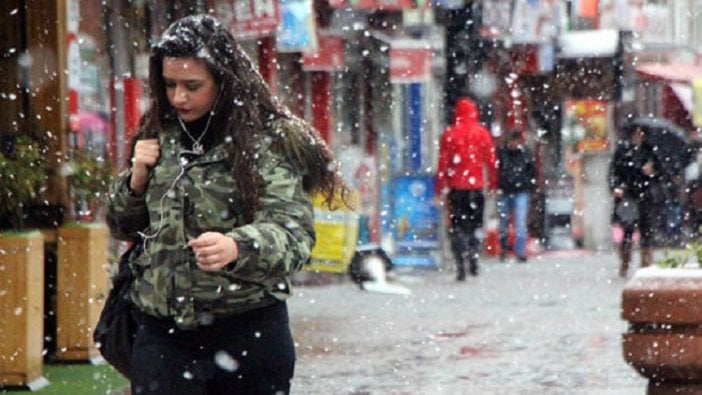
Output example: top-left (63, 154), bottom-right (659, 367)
top-left (453, 98), bottom-right (480, 126)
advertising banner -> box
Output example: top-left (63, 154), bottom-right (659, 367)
top-left (329, 0), bottom-right (427, 11)
top-left (308, 194), bottom-right (360, 273)
top-left (391, 175), bottom-right (439, 266)
top-left (389, 47), bottom-right (432, 84)
top-left (302, 34), bottom-right (345, 72)
top-left (693, 78), bottom-right (702, 128)
top-left (277, 0), bottom-right (317, 52)
top-left (563, 99), bottom-right (609, 153)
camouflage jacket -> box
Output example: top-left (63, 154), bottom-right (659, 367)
top-left (106, 119), bottom-right (315, 329)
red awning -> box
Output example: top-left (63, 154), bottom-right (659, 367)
top-left (636, 63), bottom-right (702, 83)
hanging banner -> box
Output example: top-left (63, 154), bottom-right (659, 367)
top-left (302, 34), bottom-right (345, 71)
top-left (67, 0), bottom-right (80, 130)
top-left (329, 0), bottom-right (427, 10)
top-left (693, 79), bottom-right (702, 128)
top-left (392, 176), bottom-right (439, 251)
top-left (389, 46), bottom-right (432, 84)
top-left (563, 99), bottom-right (610, 153)
top-left (277, 0), bottom-right (317, 52)
top-left (215, 0), bottom-right (280, 39)
top-left (308, 194), bottom-right (360, 273)
top-left (579, 0), bottom-right (599, 18)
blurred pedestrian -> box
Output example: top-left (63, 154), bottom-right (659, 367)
top-left (435, 97), bottom-right (497, 281)
top-left (106, 14), bottom-right (349, 394)
top-left (496, 130), bottom-right (536, 263)
top-left (608, 125), bottom-right (665, 277)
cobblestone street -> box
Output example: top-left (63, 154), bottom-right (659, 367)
top-left (289, 250), bottom-right (648, 394)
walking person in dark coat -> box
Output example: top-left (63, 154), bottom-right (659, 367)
top-left (435, 97), bottom-right (497, 281)
top-left (496, 130), bottom-right (536, 262)
top-left (609, 126), bottom-right (666, 277)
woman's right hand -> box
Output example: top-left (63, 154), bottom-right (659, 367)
top-left (130, 139), bottom-right (160, 196)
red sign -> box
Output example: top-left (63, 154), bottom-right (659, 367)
top-left (389, 47), bottom-right (432, 84)
top-left (329, 0), bottom-right (427, 10)
top-left (215, 0), bottom-right (280, 39)
top-left (302, 35), bottom-right (345, 71)
top-left (67, 32), bottom-right (80, 130)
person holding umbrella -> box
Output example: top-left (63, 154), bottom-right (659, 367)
top-left (609, 125), bottom-right (668, 277)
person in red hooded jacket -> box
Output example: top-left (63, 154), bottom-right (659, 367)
top-left (435, 97), bottom-right (497, 280)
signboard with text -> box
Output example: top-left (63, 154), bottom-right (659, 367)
top-left (215, 0), bottom-right (280, 39)
top-left (329, 0), bottom-right (428, 10)
top-left (391, 175), bottom-right (439, 267)
top-left (302, 34), bottom-right (345, 71)
top-left (693, 79), bottom-right (702, 128)
top-left (564, 99), bottom-right (610, 153)
top-left (389, 47), bottom-right (432, 84)
top-left (277, 0), bottom-right (317, 52)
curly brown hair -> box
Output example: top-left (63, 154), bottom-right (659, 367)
top-left (130, 14), bottom-right (350, 222)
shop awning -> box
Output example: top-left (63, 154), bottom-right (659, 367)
top-left (635, 63), bottom-right (702, 128)
top-left (557, 29), bottom-right (619, 59)
top-left (635, 63), bottom-right (702, 83)
top-left (670, 82), bottom-right (693, 113)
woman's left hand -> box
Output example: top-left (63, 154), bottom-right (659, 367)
top-left (188, 232), bottom-right (239, 271)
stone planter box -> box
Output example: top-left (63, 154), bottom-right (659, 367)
top-left (621, 266), bottom-right (702, 393)
top-left (0, 231), bottom-right (48, 390)
top-left (55, 223), bottom-right (109, 362)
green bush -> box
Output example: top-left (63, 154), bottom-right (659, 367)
top-left (66, 150), bottom-right (113, 222)
top-left (68, 151), bottom-right (113, 202)
top-left (0, 135), bottom-right (48, 230)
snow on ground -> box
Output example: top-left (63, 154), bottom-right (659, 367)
top-left (289, 250), bottom-right (648, 394)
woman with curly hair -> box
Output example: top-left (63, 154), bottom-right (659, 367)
top-left (106, 14), bottom-right (349, 394)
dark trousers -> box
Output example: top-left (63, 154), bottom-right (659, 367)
top-left (621, 198), bottom-right (660, 251)
top-left (130, 302), bottom-right (295, 395)
top-left (447, 189), bottom-right (485, 270)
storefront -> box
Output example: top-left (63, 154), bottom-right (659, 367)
top-left (551, 28), bottom-right (622, 249)
top-left (634, 62), bottom-right (702, 133)
top-left (369, 31), bottom-right (443, 266)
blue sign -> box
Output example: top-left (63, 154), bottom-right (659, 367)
top-left (277, 0), bottom-right (316, 52)
top-left (392, 175), bottom-right (439, 252)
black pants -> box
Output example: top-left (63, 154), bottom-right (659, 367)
top-left (130, 302), bottom-right (295, 395)
top-left (447, 189), bottom-right (485, 268)
top-left (621, 198), bottom-right (661, 251)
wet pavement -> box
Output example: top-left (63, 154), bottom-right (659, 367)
top-left (288, 250), bottom-right (648, 394)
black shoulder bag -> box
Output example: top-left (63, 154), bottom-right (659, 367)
top-left (93, 241), bottom-right (141, 379)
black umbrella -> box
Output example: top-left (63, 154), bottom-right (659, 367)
top-left (625, 117), bottom-right (695, 177)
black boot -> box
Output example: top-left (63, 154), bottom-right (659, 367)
top-left (469, 257), bottom-right (479, 276)
top-left (456, 264), bottom-right (466, 281)
top-left (619, 244), bottom-right (631, 277)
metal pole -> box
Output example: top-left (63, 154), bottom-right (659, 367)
top-left (106, 0), bottom-right (130, 170)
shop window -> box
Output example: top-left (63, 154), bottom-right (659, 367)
top-left (694, 2), bottom-right (702, 51)
top-left (635, 80), bottom-right (662, 117)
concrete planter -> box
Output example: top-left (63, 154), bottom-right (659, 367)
top-left (621, 266), bottom-right (702, 393)
top-left (55, 223), bottom-right (109, 362)
top-left (0, 231), bottom-right (48, 390)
